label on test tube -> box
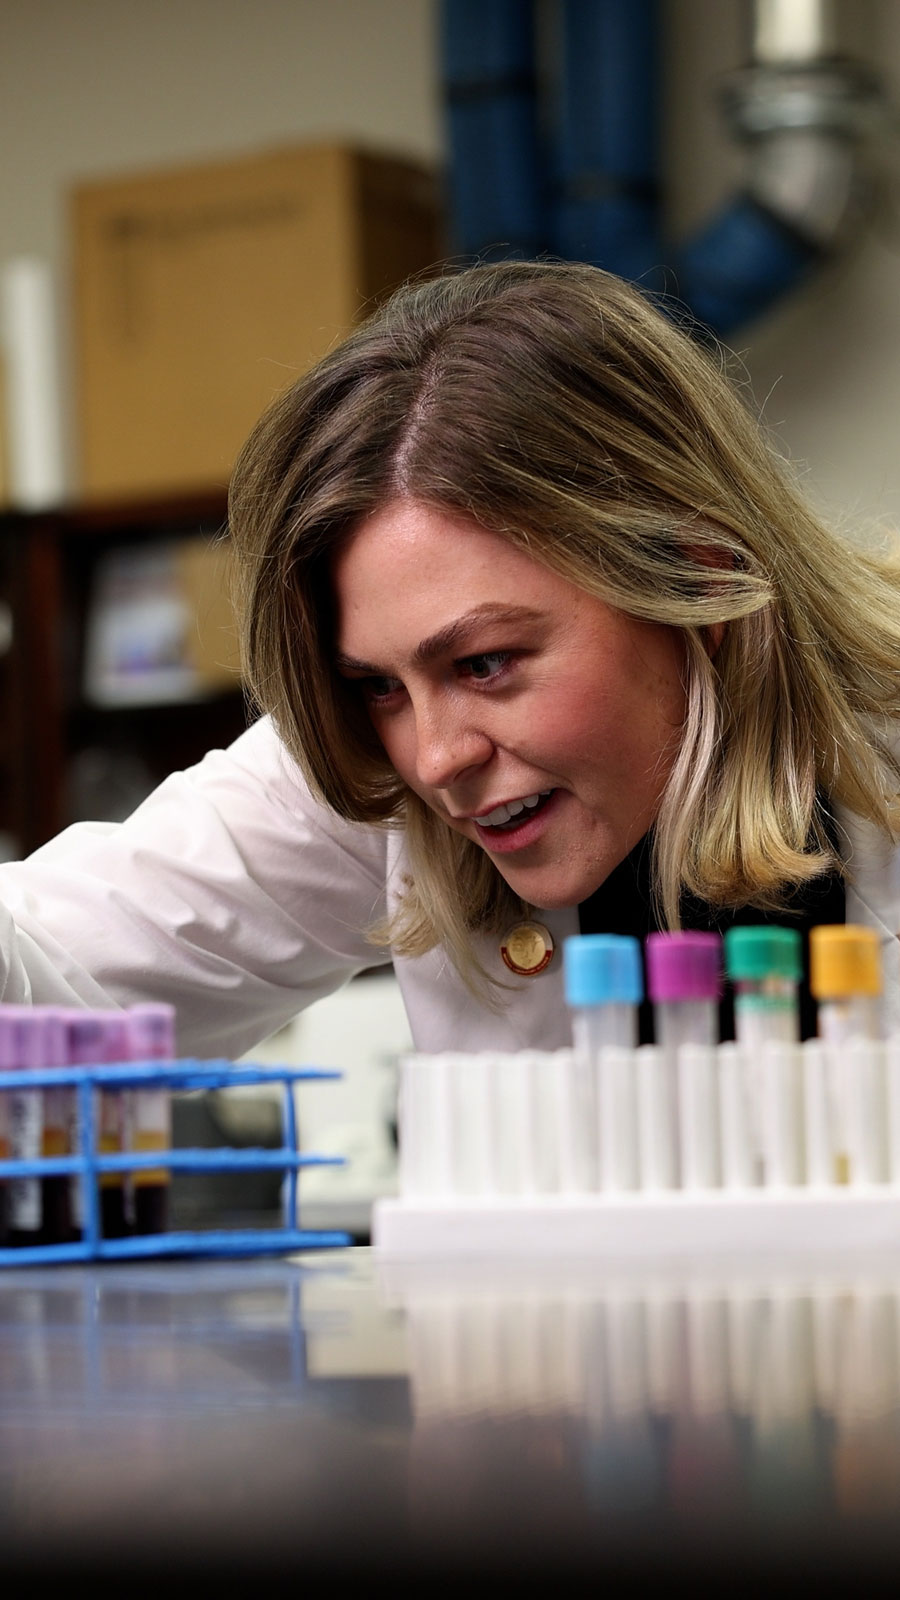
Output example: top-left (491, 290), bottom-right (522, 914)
top-left (810, 924), bottom-right (883, 1185)
top-left (563, 935), bottom-right (642, 1191)
top-left (724, 926), bottom-right (802, 1185)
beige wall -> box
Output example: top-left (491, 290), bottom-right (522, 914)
top-left (0, 0), bottom-right (442, 264)
top-left (2, 0), bottom-right (900, 528)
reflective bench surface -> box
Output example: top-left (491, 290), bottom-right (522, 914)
top-left (4, 1246), bottom-right (900, 1584)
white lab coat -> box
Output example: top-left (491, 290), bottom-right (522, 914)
top-left (0, 715), bottom-right (898, 1055)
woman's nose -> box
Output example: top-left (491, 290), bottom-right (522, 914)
top-left (413, 706), bottom-right (494, 791)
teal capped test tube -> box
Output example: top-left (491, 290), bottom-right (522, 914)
top-left (724, 925), bottom-right (803, 1185)
top-left (724, 926), bottom-right (803, 1048)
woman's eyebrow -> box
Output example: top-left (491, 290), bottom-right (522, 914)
top-left (334, 604), bottom-right (546, 676)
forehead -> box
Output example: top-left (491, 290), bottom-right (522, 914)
top-left (331, 498), bottom-right (617, 674)
top-left (333, 499), bottom-right (567, 629)
top-left (333, 499), bottom-right (560, 611)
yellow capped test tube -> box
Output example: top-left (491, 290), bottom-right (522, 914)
top-left (810, 925), bottom-right (882, 1185)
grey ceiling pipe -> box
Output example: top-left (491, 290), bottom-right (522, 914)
top-left (723, 0), bottom-right (885, 249)
top-left (670, 0), bottom-right (890, 334)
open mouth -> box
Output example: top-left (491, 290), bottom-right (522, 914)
top-left (474, 789), bottom-right (555, 833)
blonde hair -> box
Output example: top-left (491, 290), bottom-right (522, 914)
top-left (229, 259), bottom-right (900, 990)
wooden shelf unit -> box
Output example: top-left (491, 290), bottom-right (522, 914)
top-left (0, 490), bottom-right (248, 855)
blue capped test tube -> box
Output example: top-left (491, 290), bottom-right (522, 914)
top-left (563, 935), bottom-right (643, 1191)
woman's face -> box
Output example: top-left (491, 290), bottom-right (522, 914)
top-left (332, 499), bottom-right (687, 909)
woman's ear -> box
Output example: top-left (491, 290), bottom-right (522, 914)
top-left (688, 530), bottom-right (732, 660)
top-left (704, 620), bottom-right (726, 658)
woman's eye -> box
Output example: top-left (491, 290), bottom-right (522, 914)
top-left (361, 674), bottom-right (402, 704)
top-left (463, 651), bottom-right (510, 681)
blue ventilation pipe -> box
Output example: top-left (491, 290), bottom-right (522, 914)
top-left (440, 0), bottom-right (864, 337)
top-left (553, 0), bottom-right (664, 289)
top-left (441, 0), bottom-right (545, 259)
top-left (671, 197), bottom-right (820, 338)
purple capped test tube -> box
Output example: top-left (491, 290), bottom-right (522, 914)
top-left (95, 1012), bottom-right (132, 1239)
top-left (127, 1003), bottom-right (176, 1237)
top-left (645, 933), bottom-right (724, 1190)
top-left (39, 1008), bottom-right (73, 1245)
top-left (645, 932), bottom-right (723, 1053)
top-left (1, 1007), bottom-right (44, 1246)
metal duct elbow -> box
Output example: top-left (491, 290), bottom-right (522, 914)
top-left (672, 1), bottom-right (890, 338)
top-left (720, 53), bottom-right (885, 251)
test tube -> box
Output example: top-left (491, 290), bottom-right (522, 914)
top-left (646, 932), bottom-right (722, 1050)
top-left (0, 1039), bottom-right (6, 1244)
top-left (809, 924), bottom-right (883, 1185)
top-left (644, 932), bottom-right (722, 1189)
top-left (95, 1011), bottom-right (133, 1238)
top-left (127, 1003), bottom-right (176, 1234)
top-left (563, 934), bottom-right (642, 1191)
top-left (723, 927), bottom-right (802, 1185)
top-left (63, 1009), bottom-right (111, 1238)
top-left (2, 1007), bottom-right (44, 1246)
top-left (39, 1008), bottom-right (73, 1244)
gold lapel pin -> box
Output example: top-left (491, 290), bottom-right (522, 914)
top-left (500, 921), bottom-right (555, 977)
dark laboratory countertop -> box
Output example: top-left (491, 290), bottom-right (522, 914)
top-left (5, 1246), bottom-right (900, 1589)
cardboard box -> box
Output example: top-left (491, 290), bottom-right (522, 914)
top-left (72, 144), bottom-right (442, 500)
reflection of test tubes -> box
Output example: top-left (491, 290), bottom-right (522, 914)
top-left (563, 935), bottom-right (642, 1192)
top-left (724, 927), bottom-right (802, 1184)
top-left (810, 925), bottom-right (882, 1186)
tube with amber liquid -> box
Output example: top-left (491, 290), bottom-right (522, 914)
top-left (126, 1003), bottom-right (175, 1235)
top-left (94, 1012), bottom-right (132, 1237)
top-left (39, 1008), bottom-right (74, 1243)
top-left (810, 924), bottom-right (883, 1185)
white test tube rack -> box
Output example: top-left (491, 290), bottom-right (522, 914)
top-left (373, 1038), bottom-right (900, 1259)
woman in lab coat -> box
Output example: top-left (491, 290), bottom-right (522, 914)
top-left (1, 259), bottom-right (899, 1052)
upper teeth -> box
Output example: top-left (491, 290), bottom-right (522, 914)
top-left (475, 791), bottom-right (551, 827)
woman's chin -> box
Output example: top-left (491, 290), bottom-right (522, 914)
top-left (489, 860), bottom-right (604, 912)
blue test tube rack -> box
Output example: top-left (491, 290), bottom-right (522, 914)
top-left (0, 1057), bottom-right (352, 1265)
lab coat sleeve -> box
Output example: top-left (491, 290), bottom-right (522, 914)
top-left (0, 717), bottom-right (391, 1057)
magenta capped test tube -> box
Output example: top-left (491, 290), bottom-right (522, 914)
top-left (39, 1009), bottom-right (73, 1244)
top-left (645, 932), bottom-right (723, 1053)
top-left (0, 1007), bottom-right (45, 1243)
top-left (127, 1003), bottom-right (176, 1236)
